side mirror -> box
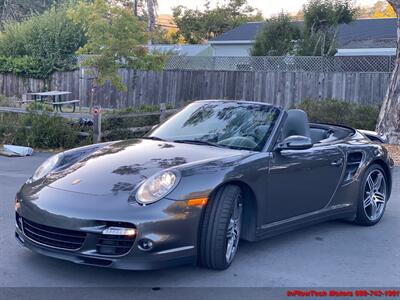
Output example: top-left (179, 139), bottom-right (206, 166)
top-left (276, 135), bottom-right (313, 151)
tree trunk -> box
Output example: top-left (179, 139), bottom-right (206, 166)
top-left (133, 0), bottom-right (138, 17)
top-left (146, 0), bottom-right (156, 31)
top-left (320, 33), bottom-right (326, 56)
top-left (327, 27), bottom-right (339, 56)
top-left (376, 0), bottom-right (400, 143)
top-left (312, 34), bottom-right (322, 56)
top-left (146, 0), bottom-right (156, 46)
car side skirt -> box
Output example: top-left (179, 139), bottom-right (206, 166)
top-left (254, 204), bottom-right (356, 241)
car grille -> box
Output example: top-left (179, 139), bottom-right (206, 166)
top-left (16, 213), bottom-right (22, 231)
top-left (22, 218), bottom-right (86, 251)
top-left (96, 234), bottom-right (135, 256)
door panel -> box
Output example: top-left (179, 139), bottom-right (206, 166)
top-left (264, 145), bottom-right (344, 224)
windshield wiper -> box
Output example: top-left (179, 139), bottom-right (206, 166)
top-left (142, 136), bottom-right (166, 141)
top-left (173, 139), bottom-right (224, 148)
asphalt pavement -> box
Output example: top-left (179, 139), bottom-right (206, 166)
top-left (0, 153), bottom-right (399, 288)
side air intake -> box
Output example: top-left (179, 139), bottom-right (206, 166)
top-left (343, 152), bottom-right (363, 182)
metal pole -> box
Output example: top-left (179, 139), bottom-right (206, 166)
top-left (92, 106), bottom-right (102, 144)
top-left (159, 103), bottom-right (166, 123)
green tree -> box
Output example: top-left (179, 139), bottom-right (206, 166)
top-left (0, 7), bottom-right (86, 78)
top-left (122, 0), bottom-right (159, 33)
top-left (100, 0), bottom-right (171, 44)
top-left (0, 0), bottom-right (67, 24)
top-left (68, 0), bottom-right (164, 107)
top-left (173, 0), bottom-right (263, 44)
top-left (376, 0), bottom-right (400, 143)
top-left (146, 0), bottom-right (158, 33)
top-left (251, 13), bottom-right (301, 56)
top-left (358, 1), bottom-right (396, 18)
top-left (300, 0), bottom-right (357, 56)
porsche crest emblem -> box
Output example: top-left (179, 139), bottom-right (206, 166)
top-left (71, 179), bottom-right (81, 185)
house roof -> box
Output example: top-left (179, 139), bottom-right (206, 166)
top-left (157, 14), bottom-right (176, 29)
top-left (209, 22), bottom-right (264, 43)
top-left (338, 18), bottom-right (397, 48)
top-left (209, 18), bottom-right (397, 49)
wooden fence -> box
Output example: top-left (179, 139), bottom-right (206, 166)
top-left (0, 69), bottom-right (392, 108)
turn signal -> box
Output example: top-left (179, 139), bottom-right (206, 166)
top-left (186, 198), bottom-right (208, 207)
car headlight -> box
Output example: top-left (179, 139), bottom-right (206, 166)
top-left (30, 153), bottom-right (62, 182)
top-left (136, 170), bottom-right (180, 205)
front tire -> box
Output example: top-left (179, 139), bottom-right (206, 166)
top-left (354, 164), bottom-right (388, 226)
top-left (199, 185), bottom-right (243, 270)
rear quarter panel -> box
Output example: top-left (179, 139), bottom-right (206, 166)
top-left (328, 133), bottom-right (394, 208)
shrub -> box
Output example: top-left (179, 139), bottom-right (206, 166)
top-left (101, 104), bottom-right (177, 141)
top-left (0, 56), bottom-right (44, 78)
top-left (293, 99), bottom-right (379, 130)
top-left (0, 94), bottom-right (23, 107)
top-left (0, 112), bottom-right (91, 149)
top-left (102, 114), bottom-right (159, 141)
top-left (0, 55), bottom-right (60, 79)
top-left (25, 101), bottom-right (54, 112)
top-left (0, 7), bottom-right (86, 78)
top-left (107, 104), bottom-right (174, 115)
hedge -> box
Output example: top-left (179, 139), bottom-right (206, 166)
top-left (293, 99), bottom-right (379, 131)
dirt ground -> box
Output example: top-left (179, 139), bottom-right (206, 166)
top-left (386, 144), bottom-right (400, 166)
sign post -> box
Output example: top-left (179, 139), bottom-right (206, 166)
top-left (92, 106), bottom-right (102, 144)
top-left (159, 103), bottom-right (166, 123)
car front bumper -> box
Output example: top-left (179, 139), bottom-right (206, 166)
top-left (15, 187), bottom-right (202, 270)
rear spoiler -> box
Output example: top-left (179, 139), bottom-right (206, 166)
top-left (358, 129), bottom-right (388, 144)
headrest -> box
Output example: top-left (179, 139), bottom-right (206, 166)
top-left (282, 109), bottom-right (311, 139)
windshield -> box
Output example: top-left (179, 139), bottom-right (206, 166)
top-left (149, 101), bottom-right (281, 151)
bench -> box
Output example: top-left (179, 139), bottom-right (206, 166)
top-left (52, 100), bottom-right (80, 113)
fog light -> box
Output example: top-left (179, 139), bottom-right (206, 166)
top-left (138, 239), bottom-right (154, 251)
top-left (102, 227), bottom-right (136, 236)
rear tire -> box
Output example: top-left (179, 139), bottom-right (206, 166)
top-left (199, 185), bottom-right (243, 270)
top-left (354, 164), bottom-right (387, 226)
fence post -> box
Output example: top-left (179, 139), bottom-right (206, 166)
top-left (159, 103), bottom-right (166, 123)
top-left (92, 106), bottom-right (102, 144)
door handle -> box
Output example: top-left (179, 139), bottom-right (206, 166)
top-left (330, 158), bottom-right (343, 167)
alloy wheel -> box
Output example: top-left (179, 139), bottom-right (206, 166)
top-left (363, 169), bottom-right (386, 221)
top-left (225, 195), bottom-right (243, 264)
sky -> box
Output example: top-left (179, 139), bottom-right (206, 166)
top-left (158, 0), bottom-right (379, 17)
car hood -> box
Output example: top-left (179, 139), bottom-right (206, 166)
top-left (45, 139), bottom-right (247, 196)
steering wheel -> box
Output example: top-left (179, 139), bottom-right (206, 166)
top-left (217, 137), bottom-right (258, 149)
top-left (241, 132), bottom-right (259, 142)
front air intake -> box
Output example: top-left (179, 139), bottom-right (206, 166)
top-left (22, 218), bottom-right (86, 250)
top-left (96, 234), bottom-right (135, 256)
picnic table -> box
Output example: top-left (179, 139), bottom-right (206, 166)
top-left (27, 91), bottom-right (80, 112)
